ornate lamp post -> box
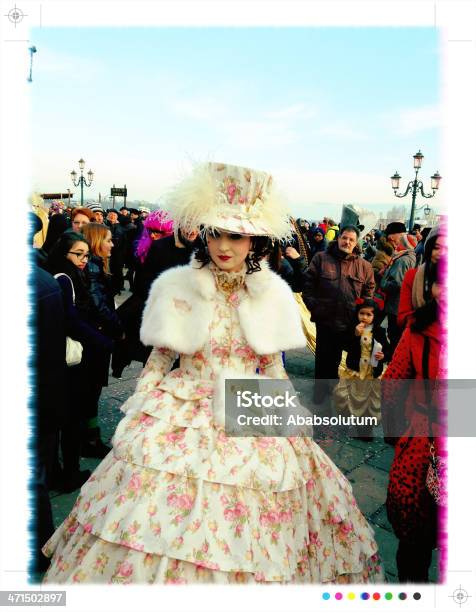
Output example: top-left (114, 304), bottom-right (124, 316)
top-left (70, 158), bottom-right (94, 206)
top-left (390, 150), bottom-right (441, 231)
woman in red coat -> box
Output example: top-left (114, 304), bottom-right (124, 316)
top-left (397, 225), bottom-right (446, 329)
top-left (383, 257), bottom-right (446, 583)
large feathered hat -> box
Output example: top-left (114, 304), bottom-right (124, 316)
top-left (163, 162), bottom-right (293, 239)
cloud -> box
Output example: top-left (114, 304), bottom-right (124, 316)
top-left (264, 103), bottom-right (318, 120)
top-left (220, 119), bottom-right (298, 149)
top-left (154, 75), bottom-right (233, 122)
top-left (158, 84), bottom-right (318, 147)
top-left (317, 122), bottom-right (369, 141)
top-left (162, 98), bottom-right (307, 148)
top-left (168, 95), bottom-right (228, 121)
top-left (273, 168), bottom-right (398, 207)
top-left (396, 104), bottom-right (441, 136)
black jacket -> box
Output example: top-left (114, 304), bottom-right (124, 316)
top-left (136, 235), bottom-right (194, 300)
top-left (343, 323), bottom-right (390, 378)
top-left (278, 255), bottom-right (307, 293)
top-left (34, 266), bottom-right (66, 435)
top-left (363, 242), bottom-right (377, 262)
top-left (310, 238), bottom-right (328, 257)
top-left (87, 256), bottom-right (123, 339)
top-left (55, 273), bottom-right (113, 354)
top-left (108, 222), bottom-right (127, 294)
top-left (123, 221), bottom-right (142, 267)
top-left (108, 221), bottom-right (126, 245)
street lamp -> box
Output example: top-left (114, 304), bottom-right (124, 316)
top-left (70, 158), bottom-right (94, 206)
top-left (390, 150), bottom-right (441, 231)
top-left (412, 202), bottom-right (432, 220)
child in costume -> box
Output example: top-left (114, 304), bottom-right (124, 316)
top-left (42, 162), bottom-right (384, 584)
top-left (333, 297), bottom-right (389, 439)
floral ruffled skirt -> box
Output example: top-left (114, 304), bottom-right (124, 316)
top-left (42, 372), bottom-right (384, 584)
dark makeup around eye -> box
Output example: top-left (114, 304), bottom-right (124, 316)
top-left (207, 230), bottom-right (245, 241)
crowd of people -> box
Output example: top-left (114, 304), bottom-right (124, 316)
top-left (30, 165), bottom-right (446, 585)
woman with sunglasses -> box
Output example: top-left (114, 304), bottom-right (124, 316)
top-left (80, 223), bottom-right (124, 457)
top-left (46, 232), bottom-right (113, 492)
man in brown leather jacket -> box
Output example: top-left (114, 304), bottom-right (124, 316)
top-left (302, 225), bottom-right (375, 403)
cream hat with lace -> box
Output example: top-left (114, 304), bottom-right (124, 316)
top-left (164, 162), bottom-right (293, 239)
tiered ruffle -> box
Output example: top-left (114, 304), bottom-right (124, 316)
top-left (43, 373), bottom-right (384, 584)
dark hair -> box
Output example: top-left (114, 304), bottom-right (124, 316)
top-left (42, 214), bottom-right (70, 253)
top-left (46, 231), bottom-right (94, 317)
top-left (353, 297), bottom-right (384, 326)
top-left (424, 258), bottom-right (439, 299)
top-left (194, 229), bottom-right (273, 274)
top-left (267, 240), bottom-right (283, 273)
top-left (411, 260), bottom-right (441, 331)
top-left (420, 227), bottom-right (432, 240)
top-left (339, 224), bottom-right (360, 238)
top-left (46, 231), bottom-right (90, 275)
top-left (422, 230), bottom-right (440, 263)
top-left (355, 297), bottom-right (376, 312)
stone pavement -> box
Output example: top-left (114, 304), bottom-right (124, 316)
top-left (48, 295), bottom-right (438, 584)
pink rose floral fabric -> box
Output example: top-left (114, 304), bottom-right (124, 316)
top-left (42, 268), bottom-right (384, 584)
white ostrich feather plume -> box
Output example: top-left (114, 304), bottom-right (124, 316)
top-left (163, 162), bottom-right (294, 240)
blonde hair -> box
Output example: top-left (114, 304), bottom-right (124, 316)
top-left (82, 222), bottom-right (111, 274)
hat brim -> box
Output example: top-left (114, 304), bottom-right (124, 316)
top-left (204, 218), bottom-right (276, 236)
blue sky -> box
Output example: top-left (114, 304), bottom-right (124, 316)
top-left (31, 27), bottom-right (441, 220)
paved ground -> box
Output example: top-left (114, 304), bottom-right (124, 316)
top-left (48, 291), bottom-right (438, 584)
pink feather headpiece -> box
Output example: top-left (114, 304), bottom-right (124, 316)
top-left (136, 209), bottom-right (174, 263)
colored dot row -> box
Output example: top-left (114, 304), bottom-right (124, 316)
top-left (322, 592), bottom-right (421, 601)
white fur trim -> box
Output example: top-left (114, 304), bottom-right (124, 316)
top-left (140, 262), bottom-right (306, 354)
top-left (140, 265), bottom-right (213, 353)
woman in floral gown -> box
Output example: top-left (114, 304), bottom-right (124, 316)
top-left (42, 162), bottom-right (384, 584)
